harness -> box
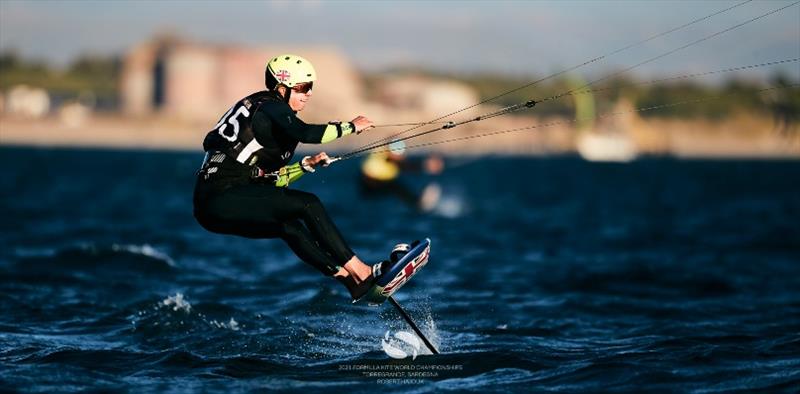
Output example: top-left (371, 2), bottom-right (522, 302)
top-left (197, 150), bottom-right (280, 183)
top-left (197, 91), bottom-right (286, 184)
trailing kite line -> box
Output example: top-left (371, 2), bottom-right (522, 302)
top-left (344, 0), bottom-right (799, 158)
top-left (537, 0), bottom-right (800, 105)
top-left (371, 121), bottom-right (454, 128)
top-left (270, 82), bottom-right (797, 179)
top-left (366, 58), bottom-right (799, 129)
top-left (339, 99), bottom-right (537, 159)
top-left (352, 0), bottom-right (755, 154)
top-left (558, 58), bottom-right (800, 98)
top-left (266, 1), bottom-right (799, 178)
top-left (396, 84), bottom-right (800, 154)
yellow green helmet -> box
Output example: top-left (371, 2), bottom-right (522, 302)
top-left (265, 54), bottom-right (316, 89)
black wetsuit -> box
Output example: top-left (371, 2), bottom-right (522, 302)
top-left (193, 90), bottom-right (355, 276)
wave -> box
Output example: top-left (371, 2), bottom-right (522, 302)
top-left (129, 293), bottom-right (252, 336)
top-left (10, 243), bottom-right (177, 277)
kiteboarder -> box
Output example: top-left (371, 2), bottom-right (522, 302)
top-left (193, 54), bottom-right (387, 301)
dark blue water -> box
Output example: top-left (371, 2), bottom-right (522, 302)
top-left (1, 147), bottom-right (799, 393)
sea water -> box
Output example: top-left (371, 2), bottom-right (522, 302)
top-left (1, 147), bottom-right (798, 393)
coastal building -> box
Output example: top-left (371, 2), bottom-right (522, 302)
top-left (119, 36), bottom-right (364, 122)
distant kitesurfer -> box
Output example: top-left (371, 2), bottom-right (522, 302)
top-left (193, 54), bottom-right (391, 302)
top-left (360, 141), bottom-right (444, 212)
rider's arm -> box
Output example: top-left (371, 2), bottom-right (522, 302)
top-left (274, 162), bottom-right (305, 187)
top-left (274, 155), bottom-right (321, 187)
top-left (262, 104), bottom-right (354, 143)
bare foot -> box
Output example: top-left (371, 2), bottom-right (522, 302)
top-left (334, 256), bottom-right (374, 300)
top-left (342, 256), bottom-right (372, 283)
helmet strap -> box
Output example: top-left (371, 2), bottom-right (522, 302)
top-left (274, 85), bottom-right (291, 103)
top-left (283, 87), bottom-right (291, 103)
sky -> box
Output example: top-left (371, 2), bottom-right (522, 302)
top-left (1, 0), bottom-right (798, 82)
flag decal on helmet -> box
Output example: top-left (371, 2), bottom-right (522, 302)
top-left (276, 70), bottom-right (291, 82)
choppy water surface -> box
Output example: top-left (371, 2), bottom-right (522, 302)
top-left (1, 147), bottom-right (799, 393)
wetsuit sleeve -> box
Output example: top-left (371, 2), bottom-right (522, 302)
top-left (274, 162), bottom-right (305, 187)
top-left (262, 104), bottom-right (354, 143)
top-left (318, 122), bottom-right (356, 143)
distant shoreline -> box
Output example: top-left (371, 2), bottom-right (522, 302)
top-left (4, 143), bottom-right (800, 162)
top-left (1, 114), bottom-right (798, 159)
